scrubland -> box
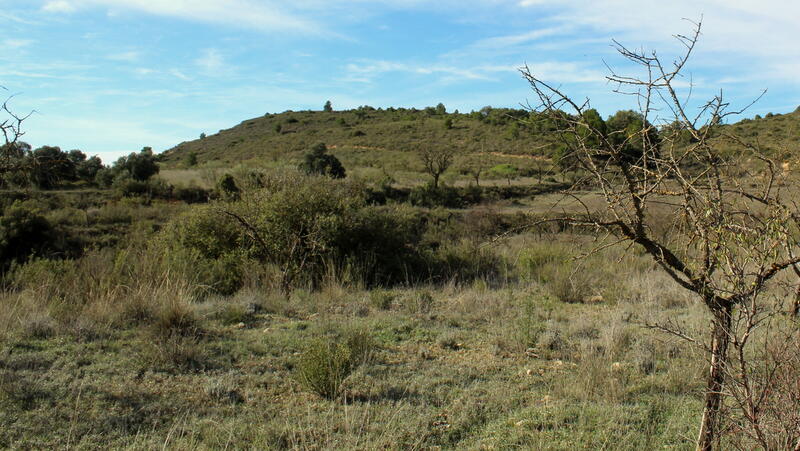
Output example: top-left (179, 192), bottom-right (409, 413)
top-left (5, 167), bottom-right (796, 450)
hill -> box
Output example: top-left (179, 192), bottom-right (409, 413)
top-left (159, 105), bottom-right (800, 173)
top-left (158, 107), bottom-right (561, 170)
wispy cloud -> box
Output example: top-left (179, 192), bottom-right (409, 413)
top-left (39, 0), bottom-right (321, 34)
top-left (107, 50), bottom-right (140, 62)
top-left (169, 69), bottom-right (191, 81)
top-left (473, 26), bottom-right (570, 49)
top-left (42, 0), bottom-right (77, 13)
top-left (344, 60), bottom-right (520, 84)
top-left (1, 39), bottom-right (34, 50)
top-left (195, 48), bottom-right (230, 76)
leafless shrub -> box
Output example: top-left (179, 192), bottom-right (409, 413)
top-left (520, 18), bottom-right (800, 450)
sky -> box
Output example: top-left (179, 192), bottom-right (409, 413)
top-left (1, 0), bottom-right (798, 163)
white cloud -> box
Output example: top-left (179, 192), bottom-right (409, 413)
top-left (195, 48), bottom-right (226, 74)
top-left (473, 26), bottom-right (570, 49)
top-left (42, 0), bottom-right (319, 34)
top-left (2, 39), bottom-right (34, 50)
top-left (107, 50), bottom-right (140, 62)
top-left (170, 69), bottom-right (191, 81)
top-left (343, 59), bottom-right (600, 85)
top-left (42, 1), bottom-right (76, 13)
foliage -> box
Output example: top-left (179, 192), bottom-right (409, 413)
top-left (298, 143), bottom-right (346, 179)
top-left (295, 329), bottom-right (374, 399)
top-left (216, 173), bottom-right (240, 201)
top-left (113, 147), bottom-right (159, 182)
top-left (489, 163), bottom-right (518, 185)
top-left (0, 201), bottom-right (55, 269)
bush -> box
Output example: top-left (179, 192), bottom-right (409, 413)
top-left (409, 183), bottom-right (464, 208)
top-left (547, 265), bottom-right (595, 303)
top-left (162, 173), bottom-right (506, 290)
top-left (295, 329), bottom-right (375, 399)
top-left (298, 143), bottom-right (346, 179)
top-left (0, 201), bottom-right (56, 269)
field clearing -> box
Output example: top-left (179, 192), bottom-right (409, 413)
top-left (1, 255), bottom-right (709, 449)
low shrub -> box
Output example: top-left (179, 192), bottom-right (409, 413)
top-left (295, 329), bottom-right (375, 399)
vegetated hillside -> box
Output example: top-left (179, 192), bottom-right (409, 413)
top-left (159, 106), bottom-right (562, 169)
top-left (160, 104), bottom-right (800, 171)
top-left (716, 107), bottom-right (800, 160)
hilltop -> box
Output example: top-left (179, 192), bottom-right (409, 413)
top-left (158, 106), bottom-right (562, 170)
top-left (158, 105), bottom-right (800, 172)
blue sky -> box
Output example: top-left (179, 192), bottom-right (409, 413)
top-left (1, 0), bottom-right (798, 163)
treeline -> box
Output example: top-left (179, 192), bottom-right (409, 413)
top-left (0, 143), bottom-right (160, 190)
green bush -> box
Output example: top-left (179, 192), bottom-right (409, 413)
top-left (0, 201), bottom-right (56, 269)
top-left (161, 172), bottom-right (506, 290)
top-left (295, 329), bottom-right (375, 399)
top-left (409, 183), bottom-right (464, 208)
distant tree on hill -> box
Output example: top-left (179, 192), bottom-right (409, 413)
top-left (458, 150), bottom-right (488, 186)
top-left (299, 143), bottom-right (346, 179)
top-left (435, 103), bottom-right (446, 115)
top-left (323, 100), bottom-right (333, 112)
top-left (418, 145), bottom-right (455, 189)
top-left (489, 163), bottom-right (518, 185)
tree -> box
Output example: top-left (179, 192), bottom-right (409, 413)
top-left (435, 102), bottom-right (446, 115)
top-left (323, 100), bottom-right (333, 112)
top-left (77, 155), bottom-right (103, 182)
top-left (30, 146), bottom-right (75, 188)
top-left (114, 146), bottom-right (159, 181)
top-left (521, 20), bottom-right (800, 451)
top-left (489, 163), bottom-right (517, 185)
top-left (0, 87), bottom-right (33, 185)
top-left (418, 145), bottom-right (455, 189)
top-left (459, 149), bottom-right (489, 187)
top-left (299, 143), bottom-right (346, 179)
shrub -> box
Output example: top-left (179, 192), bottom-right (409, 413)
top-left (298, 143), bottom-right (346, 179)
top-left (295, 329), bottom-right (375, 399)
top-left (0, 201), bottom-right (56, 269)
top-left (216, 173), bottom-right (240, 201)
top-left (547, 265), bottom-right (595, 303)
top-left (408, 183), bottom-right (464, 208)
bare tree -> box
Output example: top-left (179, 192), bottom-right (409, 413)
top-left (0, 86), bottom-right (33, 183)
top-left (520, 19), bottom-right (800, 451)
top-left (418, 145), bottom-right (455, 189)
top-left (459, 144), bottom-right (489, 187)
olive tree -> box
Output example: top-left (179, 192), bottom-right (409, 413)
top-left (520, 20), bottom-right (800, 451)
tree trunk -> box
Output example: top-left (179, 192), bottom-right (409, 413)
top-left (432, 174), bottom-right (440, 189)
top-left (696, 302), bottom-right (733, 451)
top-left (792, 286), bottom-right (800, 317)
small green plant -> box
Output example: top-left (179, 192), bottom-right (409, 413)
top-left (369, 289), bottom-right (395, 310)
top-left (295, 329), bottom-right (374, 399)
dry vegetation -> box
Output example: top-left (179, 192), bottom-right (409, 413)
top-left (2, 22), bottom-right (800, 451)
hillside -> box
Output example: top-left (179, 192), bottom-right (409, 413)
top-left (159, 105), bottom-right (800, 175)
top-left (159, 107), bottom-right (561, 170)
top-left (719, 107), bottom-right (800, 159)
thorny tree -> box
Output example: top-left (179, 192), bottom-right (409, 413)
top-left (0, 86), bottom-right (33, 182)
top-left (520, 20), bottom-right (800, 451)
